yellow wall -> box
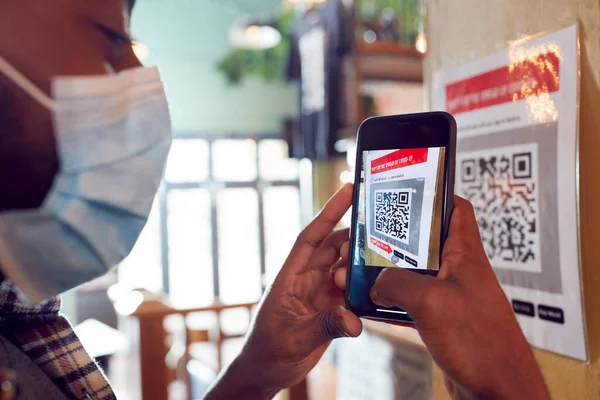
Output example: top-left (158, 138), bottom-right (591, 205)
top-left (424, 1), bottom-right (600, 399)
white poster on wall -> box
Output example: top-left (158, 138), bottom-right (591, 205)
top-left (432, 24), bottom-right (587, 361)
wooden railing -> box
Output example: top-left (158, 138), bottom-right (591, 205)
top-left (116, 290), bottom-right (307, 400)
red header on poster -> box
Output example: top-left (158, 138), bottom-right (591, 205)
top-left (446, 51), bottom-right (560, 114)
top-left (370, 148), bottom-right (428, 175)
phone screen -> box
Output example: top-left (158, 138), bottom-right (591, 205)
top-left (354, 147), bottom-right (446, 271)
top-left (346, 112), bottom-right (456, 321)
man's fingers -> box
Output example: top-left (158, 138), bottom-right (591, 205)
top-left (333, 267), bottom-right (347, 290)
top-left (444, 196), bottom-right (484, 257)
top-left (330, 258), bottom-right (346, 274)
top-left (310, 228), bottom-right (349, 271)
top-left (447, 196), bottom-right (480, 235)
top-left (287, 184), bottom-right (353, 271)
top-left (370, 268), bottom-right (439, 315)
top-left (304, 306), bottom-right (363, 350)
top-left (339, 241), bottom-right (349, 263)
top-left (441, 196), bottom-right (489, 278)
top-left (328, 240), bottom-right (349, 273)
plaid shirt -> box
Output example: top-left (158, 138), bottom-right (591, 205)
top-left (0, 281), bottom-right (116, 400)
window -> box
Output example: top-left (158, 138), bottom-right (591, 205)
top-left (119, 134), bottom-right (303, 309)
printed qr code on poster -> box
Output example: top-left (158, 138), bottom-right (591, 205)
top-left (457, 143), bottom-right (542, 272)
top-left (374, 189), bottom-right (412, 245)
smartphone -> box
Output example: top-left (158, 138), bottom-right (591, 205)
top-left (345, 112), bottom-right (456, 323)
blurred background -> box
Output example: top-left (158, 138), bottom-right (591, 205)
top-left (58, 0), bottom-right (600, 399)
top-left (65, 0), bottom-right (427, 399)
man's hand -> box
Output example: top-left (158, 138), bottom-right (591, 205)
top-left (335, 196), bottom-right (550, 400)
top-left (204, 184), bottom-right (361, 400)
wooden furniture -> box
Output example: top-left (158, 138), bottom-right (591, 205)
top-left (345, 1), bottom-right (425, 133)
top-left (116, 291), bottom-right (253, 400)
top-left (358, 41), bottom-right (423, 83)
top-left (116, 291), bottom-right (309, 400)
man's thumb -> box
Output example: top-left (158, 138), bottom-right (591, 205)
top-left (311, 306), bottom-right (362, 344)
top-left (370, 268), bottom-right (438, 313)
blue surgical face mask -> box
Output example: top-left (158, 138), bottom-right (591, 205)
top-left (0, 58), bottom-right (172, 303)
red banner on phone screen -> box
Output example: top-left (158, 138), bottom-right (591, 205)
top-left (370, 148), bottom-right (429, 175)
top-left (446, 51), bottom-right (560, 114)
top-left (370, 237), bottom-right (392, 254)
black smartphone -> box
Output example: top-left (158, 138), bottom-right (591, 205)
top-left (345, 112), bottom-right (456, 323)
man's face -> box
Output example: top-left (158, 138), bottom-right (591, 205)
top-left (0, 0), bottom-right (140, 211)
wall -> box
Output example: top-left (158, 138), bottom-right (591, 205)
top-left (424, 0), bottom-right (600, 399)
top-left (131, 0), bottom-right (297, 133)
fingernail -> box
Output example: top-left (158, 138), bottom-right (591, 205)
top-left (371, 289), bottom-right (391, 307)
top-left (328, 315), bottom-right (349, 338)
top-left (338, 318), bottom-right (355, 338)
top-left (370, 289), bottom-right (378, 302)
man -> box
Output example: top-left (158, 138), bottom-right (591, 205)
top-left (0, 1), bottom-right (550, 399)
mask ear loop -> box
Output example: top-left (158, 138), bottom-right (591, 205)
top-left (0, 57), bottom-right (56, 111)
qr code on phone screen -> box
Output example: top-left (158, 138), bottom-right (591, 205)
top-left (374, 189), bottom-right (412, 244)
top-left (457, 143), bottom-right (541, 272)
